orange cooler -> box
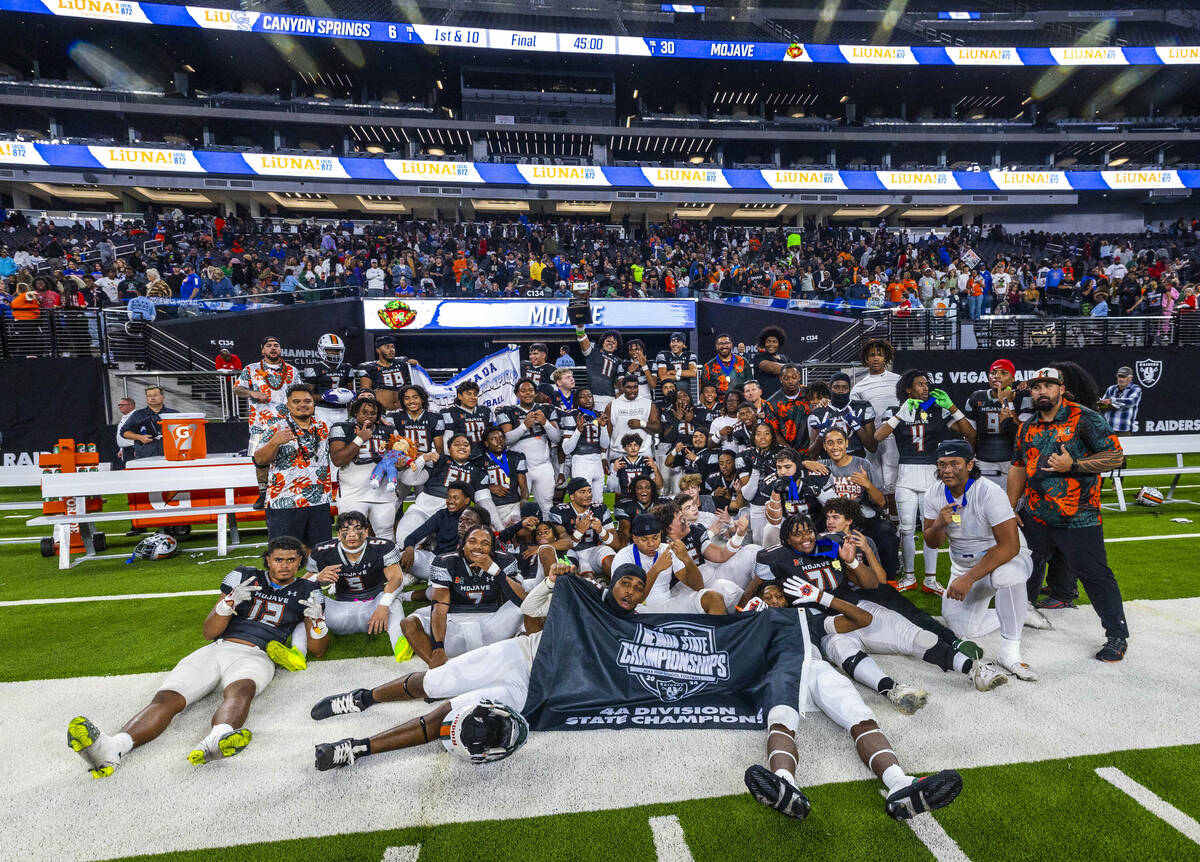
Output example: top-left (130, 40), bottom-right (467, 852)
top-left (161, 413), bottom-right (208, 461)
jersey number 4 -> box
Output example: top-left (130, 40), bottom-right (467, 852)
top-left (909, 424), bottom-right (926, 453)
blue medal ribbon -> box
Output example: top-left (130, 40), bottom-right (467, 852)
top-left (632, 545), bottom-right (659, 571)
top-left (558, 390), bottom-right (574, 410)
top-left (487, 451), bottom-right (510, 475)
top-left (944, 477), bottom-right (976, 513)
top-left (578, 407), bottom-right (597, 419)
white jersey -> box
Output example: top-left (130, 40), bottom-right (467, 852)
top-left (850, 370), bottom-right (900, 423)
top-left (608, 394), bottom-right (654, 454)
top-left (922, 477), bottom-right (1025, 560)
top-left (610, 543), bottom-right (686, 605)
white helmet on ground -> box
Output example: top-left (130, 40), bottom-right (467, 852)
top-left (132, 533), bottom-right (178, 560)
top-left (317, 333), bottom-right (345, 364)
top-left (440, 700), bottom-right (529, 764)
top-left (1135, 487), bottom-right (1164, 506)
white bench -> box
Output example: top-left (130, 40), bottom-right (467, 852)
top-left (1106, 434), bottom-right (1200, 512)
top-left (27, 462), bottom-right (260, 568)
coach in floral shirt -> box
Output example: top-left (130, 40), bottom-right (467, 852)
top-left (253, 383), bottom-right (333, 547)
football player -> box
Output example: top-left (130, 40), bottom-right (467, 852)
top-left (923, 439), bottom-right (1045, 681)
top-left (762, 447), bottom-right (830, 550)
top-left (558, 388), bottom-right (610, 501)
top-left (548, 477), bottom-right (618, 581)
top-left (607, 433), bottom-right (663, 501)
top-left (610, 513), bottom-right (727, 614)
top-left (806, 372), bottom-right (877, 458)
top-left (497, 378), bottom-right (561, 516)
top-left (874, 369), bottom-right (975, 594)
top-left (358, 335), bottom-right (420, 412)
top-left (329, 396), bottom-right (399, 539)
top-left (965, 359), bottom-right (1034, 490)
top-left (298, 511), bottom-right (409, 662)
top-left (232, 336), bottom-right (299, 509)
top-left (397, 525), bottom-right (527, 667)
top-left (614, 476), bottom-right (660, 546)
top-left (481, 427), bottom-right (529, 528)
top-left (743, 577), bottom-right (963, 823)
top-left (302, 333), bottom-right (358, 428)
top-left (441, 380), bottom-right (493, 459)
top-left (67, 537), bottom-right (326, 778)
top-left (576, 328), bottom-right (623, 413)
top-left (310, 561), bottom-right (643, 771)
top-left (394, 433), bottom-right (503, 542)
top-left (654, 500), bottom-right (755, 610)
top-left (397, 481), bottom-right (480, 587)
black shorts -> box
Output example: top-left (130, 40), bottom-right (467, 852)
top-left (265, 504), bottom-right (332, 547)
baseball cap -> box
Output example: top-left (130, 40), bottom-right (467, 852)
top-left (260, 336), bottom-right (280, 347)
top-left (1117, 366), bottom-right (1134, 377)
top-left (611, 563), bottom-right (648, 584)
top-left (374, 335), bottom-right (395, 347)
top-left (989, 359), bottom-right (1016, 376)
top-left (631, 513), bottom-right (661, 536)
top-left (1029, 367), bottom-right (1064, 386)
top-left (670, 331), bottom-right (686, 344)
top-left (935, 439), bottom-right (975, 461)
top-left (519, 502), bottom-right (541, 520)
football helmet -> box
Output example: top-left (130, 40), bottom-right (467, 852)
top-left (132, 533), bottom-right (178, 560)
top-left (440, 700), bottom-right (529, 764)
top-left (1135, 486), bottom-right (1164, 507)
top-left (317, 333), bottom-right (345, 365)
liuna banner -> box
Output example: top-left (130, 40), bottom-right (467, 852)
top-left (523, 575), bottom-right (809, 730)
top-left (409, 347), bottom-right (521, 412)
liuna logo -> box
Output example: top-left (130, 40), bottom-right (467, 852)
top-left (617, 621), bottom-right (729, 702)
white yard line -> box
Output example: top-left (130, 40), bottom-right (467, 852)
top-left (380, 846), bottom-right (423, 862)
top-left (3, 598), bottom-right (1200, 861)
top-left (879, 790), bottom-right (973, 862)
top-left (1094, 767), bottom-right (1200, 845)
top-left (1104, 532), bottom-right (1200, 543)
top-left (649, 816), bottom-right (695, 862)
top-left (0, 590), bottom-right (220, 607)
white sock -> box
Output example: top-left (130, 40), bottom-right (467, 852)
top-left (206, 722), bottom-right (234, 742)
top-left (882, 764), bottom-right (912, 794)
top-left (113, 732), bottom-right (134, 757)
top-left (774, 767), bottom-right (797, 787)
top-left (998, 635), bottom-right (1022, 665)
top-left (953, 652), bottom-right (969, 673)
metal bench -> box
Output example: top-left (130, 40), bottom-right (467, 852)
top-left (1106, 434), bottom-right (1200, 512)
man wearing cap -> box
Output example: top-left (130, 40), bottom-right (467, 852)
top-left (806, 371), bottom-right (875, 458)
top-left (653, 333), bottom-right (698, 399)
top-left (357, 336), bottom-right (420, 413)
top-left (234, 337), bottom-right (299, 508)
top-left (1097, 367), bottom-right (1142, 433)
top-left (547, 478), bottom-right (618, 581)
top-left (965, 359), bottom-right (1034, 491)
top-left (1008, 367), bottom-right (1130, 662)
top-left (609, 513), bottom-right (727, 614)
top-left (922, 439), bottom-right (1041, 682)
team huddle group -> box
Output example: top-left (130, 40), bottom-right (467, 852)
top-left (66, 324), bottom-right (1132, 825)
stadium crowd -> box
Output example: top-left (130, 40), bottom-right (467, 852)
top-left (4, 208), bottom-right (1200, 321)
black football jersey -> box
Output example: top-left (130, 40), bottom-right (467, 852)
top-left (329, 418), bottom-right (395, 465)
top-left (614, 497), bottom-right (652, 526)
top-left (653, 349), bottom-right (698, 381)
top-left (219, 567), bottom-right (322, 650)
top-left (496, 404), bottom-right (551, 441)
top-left (753, 546), bottom-right (851, 598)
top-left (548, 502), bottom-right (613, 550)
top-left (692, 402), bottom-right (722, 431)
top-left (584, 347), bottom-right (622, 397)
top-left (967, 389), bottom-right (1033, 463)
top-left (612, 455), bottom-right (655, 500)
top-left (808, 401), bottom-right (875, 456)
top-left (302, 361), bottom-right (357, 393)
top-left (524, 362), bottom-right (557, 390)
top-left (679, 522), bottom-right (711, 567)
top-left (558, 408), bottom-right (606, 457)
top-left (428, 551), bottom-right (522, 613)
top-left (480, 448), bottom-right (527, 505)
top-left (422, 456), bottom-right (491, 499)
top-left (882, 404), bottom-right (957, 465)
top-left (770, 471), bottom-right (826, 518)
top-left (358, 359), bottom-right (414, 391)
top-left (441, 405), bottom-right (493, 457)
top-left (307, 537), bottom-right (400, 600)
top-left (388, 409), bottom-right (446, 453)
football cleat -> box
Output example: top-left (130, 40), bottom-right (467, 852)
top-left (952, 638), bottom-right (984, 660)
top-left (315, 737), bottom-right (369, 771)
top-left (393, 635), bottom-right (415, 663)
top-left (187, 728), bottom-right (252, 765)
top-left (998, 656), bottom-right (1039, 681)
top-left (744, 765), bottom-right (811, 821)
top-left (1096, 637), bottom-right (1127, 663)
top-left (921, 577), bottom-right (945, 596)
top-left (1024, 604), bottom-right (1054, 630)
top-left (971, 660), bottom-right (1009, 692)
top-left (311, 688), bottom-right (373, 721)
top-left (266, 641), bottom-right (307, 672)
top-left (886, 683), bottom-right (928, 715)
top-left (893, 574), bottom-right (917, 592)
top-left (68, 715), bottom-right (120, 779)
top-left (885, 770), bottom-right (963, 821)
top-left (1035, 596), bottom-right (1075, 610)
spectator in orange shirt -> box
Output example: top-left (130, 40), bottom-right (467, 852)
top-left (772, 278), bottom-right (792, 299)
top-left (11, 284), bottom-right (41, 320)
top-left (452, 253), bottom-right (468, 284)
top-left (886, 280), bottom-right (904, 303)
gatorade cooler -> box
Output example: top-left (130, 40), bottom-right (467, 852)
top-left (161, 413), bottom-right (208, 461)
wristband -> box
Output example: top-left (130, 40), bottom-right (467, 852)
top-left (728, 533), bottom-right (745, 549)
top-left (485, 562), bottom-right (501, 576)
top-left (886, 415), bottom-right (902, 429)
top-left (572, 529), bottom-right (585, 541)
top-left (430, 639), bottom-right (445, 650)
top-left (846, 557), bottom-right (860, 570)
top-left (950, 409), bottom-right (966, 423)
top-left (352, 436), bottom-right (366, 447)
top-left (575, 326), bottom-right (586, 337)
top-left (817, 590), bottom-right (834, 609)
top-left (378, 592), bottom-right (397, 607)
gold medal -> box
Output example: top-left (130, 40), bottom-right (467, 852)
top-left (832, 560), bottom-right (842, 571)
top-left (920, 411), bottom-right (929, 422)
top-left (951, 513), bottom-right (961, 524)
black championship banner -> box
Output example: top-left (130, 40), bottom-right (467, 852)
top-left (0, 359), bottom-right (107, 466)
top-left (523, 575), bottom-right (808, 731)
top-left (894, 347), bottom-right (1200, 435)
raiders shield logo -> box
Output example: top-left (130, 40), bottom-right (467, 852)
top-left (617, 621), bottom-right (730, 703)
top-left (1135, 359), bottom-right (1163, 388)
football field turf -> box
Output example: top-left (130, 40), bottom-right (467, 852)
top-left (2, 460), bottom-right (1199, 862)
